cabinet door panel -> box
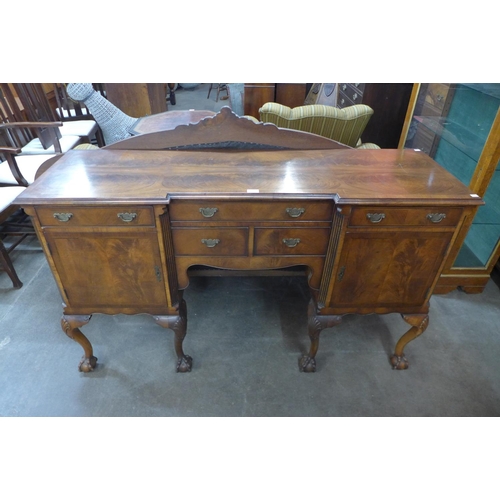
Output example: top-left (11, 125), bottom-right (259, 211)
top-left (329, 231), bottom-right (453, 309)
top-left (45, 229), bottom-right (166, 309)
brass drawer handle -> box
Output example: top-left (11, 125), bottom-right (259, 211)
top-left (117, 212), bottom-right (137, 222)
top-left (199, 207), bottom-right (218, 218)
top-left (427, 213), bottom-right (446, 223)
top-left (201, 238), bottom-right (220, 248)
top-left (53, 212), bottom-right (73, 222)
top-left (366, 213), bottom-right (386, 223)
top-left (286, 208), bottom-right (305, 218)
top-left (283, 238), bottom-right (300, 248)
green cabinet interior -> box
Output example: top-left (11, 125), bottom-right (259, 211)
top-left (402, 83), bottom-right (500, 293)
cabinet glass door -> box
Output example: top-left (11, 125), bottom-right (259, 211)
top-left (404, 83), bottom-right (500, 268)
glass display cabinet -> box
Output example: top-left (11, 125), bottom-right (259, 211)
top-left (399, 83), bottom-right (500, 293)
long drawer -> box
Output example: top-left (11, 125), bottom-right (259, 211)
top-left (36, 206), bottom-right (155, 227)
top-left (349, 206), bottom-right (463, 227)
top-left (169, 200), bottom-right (333, 222)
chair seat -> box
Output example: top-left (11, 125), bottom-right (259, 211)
top-left (20, 135), bottom-right (81, 155)
top-left (0, 154), bottom-right (57, 185)
top-left (0, 186), bottom-right (25, 212)
top-left (60, 120), bottom-right (99, 138)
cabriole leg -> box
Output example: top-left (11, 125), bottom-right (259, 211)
top-left (154, 299), bottom-right (192, 372)
top-left (299, 300), bottom-right (342, 373)
top-left (390, 314), bottom-right (429, 370)
top-left (61, 314), bottom-right (96, 372)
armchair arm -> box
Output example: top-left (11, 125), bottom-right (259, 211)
top-left (0, 121), bottom-right (64, 153)
top-left (0, 146), bottom-right (22, 154)
top-left (0, 121), bottom-right (63, 129)
top-left (0, 145), bottom-right (28, 186)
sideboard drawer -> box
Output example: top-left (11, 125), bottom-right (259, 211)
top-left (172, 227), bottom-right (248, 256)
top-left (169, 200), bottom-right (333, 222)
top-left (349, 207), bottom-right (463, 227)
top-left (254, 228), bottom-right (330, 255)
top-left (36, 206), bottom-right (155, 227)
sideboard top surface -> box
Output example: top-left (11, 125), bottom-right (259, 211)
top-left (17, 148), bottom-right (482, 207)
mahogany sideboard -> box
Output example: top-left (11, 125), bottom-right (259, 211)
top-left (16, 109), bottom-right (483, 374)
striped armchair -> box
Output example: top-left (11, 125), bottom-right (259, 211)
top-left (258, 103), bottom-right (380, 149)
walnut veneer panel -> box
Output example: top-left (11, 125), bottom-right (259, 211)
top-left (349, 206), bottom-right (463, 227)
top-left (169, 200), bottom-right (333, 222)
top-left (36, 206), bottom-right (155, 226)
top-left (18, 149), bottom-right (479, 206)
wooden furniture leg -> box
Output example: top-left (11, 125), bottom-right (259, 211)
top-left (61, 314), bottom-right (96, 372)
top-left (299, 299), bottom-right (342, 372)
top-left (0, 242), bottom-right (23, 288)
top-left (390, 314), bottom-right (429, 369)
top-left (154, 299), bottom-right (192, 372)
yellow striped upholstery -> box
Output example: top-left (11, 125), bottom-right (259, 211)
top-left (74, 143), bottom-right (99, 150)
top-left (259, 103), bottom-right (375, 148)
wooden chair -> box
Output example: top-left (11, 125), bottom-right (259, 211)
top-left (51, 84), bottom-right (104, 147)
top-left (0, 184), bottom-right (27, 288)
top-left (0, 83), bottom-right (82, 155)
top-left (207, 84), bottom-right (228, 102)
top-left (0, 86), bottom-right (73, 186)
top-left (9, 83), bottom-right (102, 149)
top-left (0, 146), bottom-right (62, 187)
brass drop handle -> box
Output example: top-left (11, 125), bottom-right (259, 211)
top-left (366, 213), bottom-right (386, 223)
top-left (283, 238), bottom-right (300, 248)
top-left (286, 208), bottom-right (305, 218)
top-left (201, 238), bottom-right (220, 248)
top-left (199, 207), bottom-right (218, 218)
top-left (117, 212), bottom-right (137, 222)
top-left (427, 213), bottom-right (446, 223)
top-left (53, 212), bottom-right (73, 222)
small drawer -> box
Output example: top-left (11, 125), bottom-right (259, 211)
top-left (254, 228), bottom-right (330, 255)
top-left (336, 92), bottom-right (355, 109)
top-left (349, 207), bottom-right (463, 227)
top-left (169, 200), bottom-right (333, 222)
top-left (172, 227), bottom-right (248, 256)
top-left (350, 83), bottom-right (365, 93)
top-left (344, 84), bottom-right (363, 103)
top-left (36, 206), bottom-right (155, 227)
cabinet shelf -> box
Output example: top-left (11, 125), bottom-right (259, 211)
top-left (413, 115), bottom-right (486, 162)
top-left (401, 83), bottom-right (500, 293)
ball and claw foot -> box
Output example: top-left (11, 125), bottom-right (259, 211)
top-left (176, 355), bottom-right (193, 373)
top-left (299, 355), bottom-right (316, 373)
top-left (78, 355), bottom-right (98, 373)
top-left (390, 354), bottom-right (409, 370)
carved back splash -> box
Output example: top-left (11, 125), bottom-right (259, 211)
top-left (104, 106), bottom-right (350, 152)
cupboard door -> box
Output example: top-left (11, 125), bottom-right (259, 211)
top-left (328, 231), bottom-right (453, 309)
top-left (44, 229), bottom-right (167, 310)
